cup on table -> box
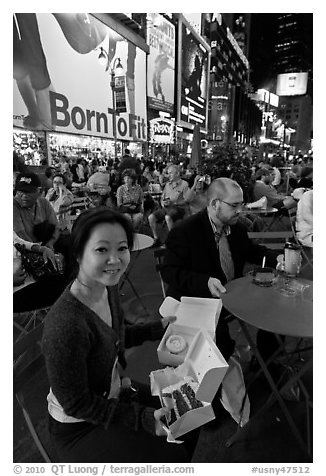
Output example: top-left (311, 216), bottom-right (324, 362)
top-left (284, 242), bottom-right (302, 276)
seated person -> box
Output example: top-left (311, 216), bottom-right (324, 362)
top-left (184, 174), bottom-right (210, 215)
top-left (161, 177), bottom-right (279, 370)
top-left (142, 162), bottom-right (160, 187)
top-left (42, 207), bottom-right (196, 462)
top-left (14, 172), bottom-right (70, 273)
top-left (116, 168), bottom-right (144, 230)
top-left (253, 168), bottom-right (296, 211)
top-left (296, 189), bottom-right (313, 248)
top-left (87, 165), bottom-right (111, 195)
top-left (148, 165), bottom-right (189, 247)
top-left (42, 166), bottom-right (55, 194)
top-left (297, 166), bottom-right (313, 190)
top-left (46, 173), bottom-right (74, 233)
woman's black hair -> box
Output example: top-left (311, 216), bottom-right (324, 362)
top-left (45, 167), bottom-right (54, 178)
top-left (53, 173), bottom-right (66, 184)
top-left (69, 207), bottom-right (134, 279)
top-left (121, 168), bottom-right (137, 182)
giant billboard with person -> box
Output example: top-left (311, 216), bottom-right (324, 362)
top-left (13, 13), bottom-right (147, 142)
top-left (176, 15), bottom-right (210, 131)
top-left (146, 13), bottom-right (175, 115)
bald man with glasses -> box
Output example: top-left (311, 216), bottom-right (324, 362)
top-left (161, 177), bottom-right (278, 361)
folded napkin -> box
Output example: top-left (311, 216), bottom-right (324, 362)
top-left (246, 196), bottom-right (267, 209)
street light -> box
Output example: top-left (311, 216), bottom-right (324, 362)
top-left (98, 48), bottom-right (124, 159)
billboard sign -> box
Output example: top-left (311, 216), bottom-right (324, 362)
top-left (177, 16), bottom-right (210, 130)
top-left (147, 13), bottom-right (175, 114)
top-left (13, 13), bottom-right (147, 141)
top-left (183, 13), bottom-right (202, 35)
top-left (276, 72), bottom-right (308, 96)
top-left (149, 117), bottom-right (175, 144)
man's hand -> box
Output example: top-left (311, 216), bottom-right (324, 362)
top-left (208, 277), bottom-right (226, 298)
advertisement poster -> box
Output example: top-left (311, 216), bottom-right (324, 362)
top-left (149, 117), bottom-right (175, 144)
top-left (178, 17), bottom-right (210, 129)
top-left (276, 72), bottom-right (308, 97)
top-left (147, 13), bottom-right (175, 114)
top-left (13, 13), bottom-right (147, 141)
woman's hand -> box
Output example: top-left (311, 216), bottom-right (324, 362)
top-left (154, 407), bottom-right (170, 436)
top-left (161, 315), bottom-right (176, 328)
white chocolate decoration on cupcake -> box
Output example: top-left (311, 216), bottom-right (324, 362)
top-left (166, 334), bottom-right (187, 354)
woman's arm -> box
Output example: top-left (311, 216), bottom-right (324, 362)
top-left (116, 186), bottom-right (123, 207)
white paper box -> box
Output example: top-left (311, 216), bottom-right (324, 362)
top-left (158, 296), bottom-right (222, 366)
top-left (151, 329), bottom-right (229, 440)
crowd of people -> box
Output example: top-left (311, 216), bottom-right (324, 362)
top-left (13, 145), bottom-right (313, 463)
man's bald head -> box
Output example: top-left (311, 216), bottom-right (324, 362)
top-left (207, 178), bottom-right (244, 227)
top-left (207, 177), bottom-right (243, 204)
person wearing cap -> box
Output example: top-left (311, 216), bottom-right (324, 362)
top-left (13, 172), bottom-right (60, 251)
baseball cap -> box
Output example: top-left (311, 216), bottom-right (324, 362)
top-left (15, 173), bottom-right (41, 192)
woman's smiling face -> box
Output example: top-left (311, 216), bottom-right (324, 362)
top-left (77, 222), bottom-right (130, 288)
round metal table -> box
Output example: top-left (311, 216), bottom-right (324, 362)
top-left (222, 275), bottom-right (312, 338)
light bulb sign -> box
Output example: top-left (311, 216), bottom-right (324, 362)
top-left (13, 13), bottom-right (147, 141)
top-left (149, 117), bottom-right (175, 144)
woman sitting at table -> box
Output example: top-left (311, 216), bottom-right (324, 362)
top-left (42, 207), bottom-right (195, 462)
top-left (116, 168), bottom-right (144, 230)
top-left (45, 173), bottom-right (74, 233)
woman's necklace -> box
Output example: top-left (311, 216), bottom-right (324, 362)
top-left (73, 278), bottom-right (112, 326)
top-left (73, 277), bottom-right (97, 305)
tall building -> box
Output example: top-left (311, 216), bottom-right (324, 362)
top-left (274, 14), bottom-right (313, 80)
top-left (273, 13), bottom-right (313, 153)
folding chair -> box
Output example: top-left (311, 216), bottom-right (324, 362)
top-left (13, 306), bottom-right (50, 343)
top-left (264, 207), bottom-right (291, 231)
top-left (14, 322), bottom-right (54, 462)
top-left (153, 246), bottom-right (167, 298)
top-left (68, 196), bottom-right (92, 229)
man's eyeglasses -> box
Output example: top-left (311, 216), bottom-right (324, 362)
top-left (219, 199), bottom-right (244, 210)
